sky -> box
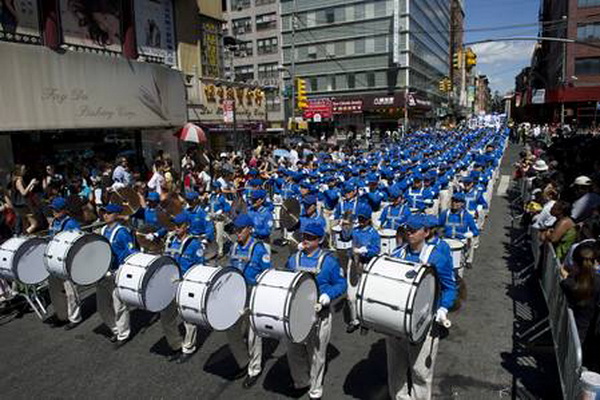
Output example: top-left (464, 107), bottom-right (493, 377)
top-left (465, 0), bottom-right (541, 94)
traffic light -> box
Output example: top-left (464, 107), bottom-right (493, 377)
top-left (438, 77), bottom-right (452, 93)
top-left (453, 49), bottom-right (463, 70)
top-left (465, 48), bottom-right (477, 71)
top-left (439, 79), bottom-right (446, 92)
top-left (296, 78), bottom-right (308, 110)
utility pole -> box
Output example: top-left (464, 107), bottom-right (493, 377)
top-left (561, 15), bottom-right (567, 126)
top-left (290, 0), bottom-right (297, 125)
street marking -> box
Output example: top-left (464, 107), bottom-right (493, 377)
top-left (497, 175), bottom-right (511, 197)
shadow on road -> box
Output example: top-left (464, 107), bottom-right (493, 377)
top-left (343, 339), bottom-right (389, 400)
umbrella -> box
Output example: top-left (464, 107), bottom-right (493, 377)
top-left (273, 149), bottom-right (290, 158)
top-left (175, 123), bottom-right (207, 144)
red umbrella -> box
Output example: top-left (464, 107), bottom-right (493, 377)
top-left (175, 123), bottom-right (207, 144)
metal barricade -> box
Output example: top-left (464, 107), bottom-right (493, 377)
top-left (539, 243), bottom-right (583, 400)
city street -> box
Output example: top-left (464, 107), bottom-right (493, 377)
top-left (0, 145), bottom-right (560, 399)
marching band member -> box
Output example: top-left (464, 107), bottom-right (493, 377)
top-left (285, 222), bottom-right (347, 400)
top-left (185, 191), bottom-right (215, 242)
top-left (347, 203), bottom-right (380, 334)
top-left (388, 215), bottom-right (457, 400)
top-left (406, 173), bottom-right (434, 211)
top-left (45, 197), bottom-right (82, 330)
top-left (225, 214), bottom-right (271, 388)
top-left (299, 195), bottom-right (327, 234)
top-left (160, 212), bottom-right (205, 364)
top-left (247, 189), bottom-right (274, 253)
top-left (334, 183), bottom-right (360, 221)
top-left (136, 191), bottom-right (168, 244)
top-left (97, 203), bottom-right (136, 348)
top-left (208, 181), bottom-right (232, 258)
top-left (379, 185), bottom-right (411, 230)
top-left (439, 193), bottom-right (479, 269)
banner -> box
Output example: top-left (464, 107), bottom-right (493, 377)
top-left (134, 0), bottom-right (176, 65)
top-left (0, 0), bottom-right (40, 39)
top-left (0, 41), bottom-right (186, 131)
top-left (60, 0), bottom-right (122, 52)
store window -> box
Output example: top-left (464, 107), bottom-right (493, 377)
top-left (575, 57), bottom-right (600, 75)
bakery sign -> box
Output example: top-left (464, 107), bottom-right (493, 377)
top-left (332, 99), bottom-right (363, 114)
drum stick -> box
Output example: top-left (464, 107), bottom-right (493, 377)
top-left (440, 317), bottom-right (452, 329)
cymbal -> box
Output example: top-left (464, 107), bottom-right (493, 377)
top-left (109, 186), bottom-right (141, 216)
top-left (280, 198), bottom-right (301, 231)
top-left (158, 195), bottom-right (184, 231)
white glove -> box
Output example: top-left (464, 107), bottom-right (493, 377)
top-left (319, 293), bottom-right (331, 307)
top-left (464, 231), bottom-right (474, 239)
top-left (314, 303), bottom-right (323, 312)
top-left (144, 233), bottom-right (156, 241)
top-left (354, 246), bottom-right (368, 255)
top-left (297, 242), bottom-right (305, 251)
top-left (435, 307), bottom-right (449, 325)
top-left (215, 210), bottom-right (223, 215)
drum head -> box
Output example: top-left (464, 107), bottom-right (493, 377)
top-left (144, 260), bottom-right (180, 312)
top-left (16, 238), bottom-right (49, 285)
top-left (288, 274), bottom-right (318, 343)
top-left (445, 239), bottom-right (464, 250)
top-left (409, 271), bottom-right (436, 343)
top-left (206, 269), bottom-right (247, 331)
top-left (69, 235), bottom-right (112, 285)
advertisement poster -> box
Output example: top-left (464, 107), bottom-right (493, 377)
top-left (134, 0), bottom-right (175, 65)
top-left (60, 0), bottom-right (122, 52)
top-left (0, 0), bottom-right (40, 39)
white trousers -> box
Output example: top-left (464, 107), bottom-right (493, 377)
top-left (96, 275), bottom-right (130, 341)
top-left (287, 313), bottom-right (332, 399)
top-left (226, 315), bottom-right (263, 377)
top-left (160, 301), bottom-right (183, 351)
top-left (386, 326), bottom-right (439, 400)
top-left (346, 258), bottom-right (359, 325)
top-left (47, 276), bottom-right (82, 324)
top-left (214, 221), bottom-right (225, 256)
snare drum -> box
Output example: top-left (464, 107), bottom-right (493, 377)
top-left (177, 265), bottom-right (247, 330)
top-left (332, 225), bottom-right (352, 250)
top-left (249, 269), bottom-right (317, 343)
top-left (44, 231), bottom-right (112, 285)
top-left (379, 229), bottom-right (397, 255)
top-left (0, 236), bottom-right (49, 284)
top-left (444, 238), bottom-right (465, 278)
top-left (115, 253), bottom-right (180, 312)
top-left (357, 256), bottom-right (437, 343)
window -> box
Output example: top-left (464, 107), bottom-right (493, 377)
top-left (235, 40), bottom-right (253, 57)
top-left (575, 57), bottom-right (600, 75)
top-left (577, 23), bottom-right (600, 40)
top-left (329, 75), bottom-right (336, 91)
top-left (256, 0), bottom-right (276, 5)
top-left (307, 45), bottom-right (317, 59)
top-left (232, 17), bottom-right (252, 35)
top-left (355, 38), bottom-right (366, 54)
top-left (258, 62), bottom-right (278, 79)
top-left (232, 0), bottom-right (251, 10)
top-left (309, 77), bottom-right (318, 92)
top-left (367, 72), bottom-right (375, 87)
top-left (334, 41), bottom-right (346, 56)
top-left (579, 0), bottom-right (600, 7)
top-left (267, 95), bottom-right (281, 111)
top-left (366, 38), bottom-right (375, 53)
top-left (326, 8), bottom-right (335, 23)
top-left (256, 13), bottom-right (277, 31)
top-left (234, 65), bottom-right (254, 81)
top-left (347, 73), bottom-right (356, 89)
top-left (257, 37), bottom-right (278, 55)
top-left (354, 3), bottom-right (365, 20)
top-left (375, 36), bottom-right (387, 52)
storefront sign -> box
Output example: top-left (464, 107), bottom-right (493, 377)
top-left (332, 99), bottom-right (363, 114)
top-left (363, 93), bottom-right (405, 110)
top-left (531, 89), bottom-right (545, 104)
top-left (0, 41), bottom-right (185, 131)
top-left (134, 0), bottom-right (176, 65)
top-left (303, 99), bottom-right (333, 120)
top-left (0, 0), bottom-right (40, 41)
top-left (60, 0), bottom-right (122, 52)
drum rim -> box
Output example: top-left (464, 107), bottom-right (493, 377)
top-left (177, 264), bottom-right (219, 327)
top-left (248, 267), bottom-right (271, 334)
top-left (405, 266), bottom-right (437, 344)
top-left (201, 266), bottom-right (244, 331)
top-left (64, 233), bottom-right (111, 285)
top-left (285, 271), bottom-right (317, 343)
top-left (143, 255), bottom-right (180, 310)
top-left (3, 236), bottom-right (48, 282)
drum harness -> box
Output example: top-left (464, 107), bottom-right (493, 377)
top-left (164, 233), bottom-right (199, 260)
top-left (50, 216), bottom-right (74, 236)
top-left (384, 204), bottom-right (407, 229)
top-left (229, 239), bottom-right (258, 274)
top-left (407, 187), bottom-right (424, 209)
top-left (444, 210), bottom-right (465, 239)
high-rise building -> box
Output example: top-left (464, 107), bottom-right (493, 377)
top-left (222, 0), bottom-right (285, 130)
top-left (530, 0), bottom-right (600, 127)
top-left (280, 0), bottom-right (450, 135)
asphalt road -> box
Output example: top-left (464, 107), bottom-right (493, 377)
top-left (0, 144), bottom-right (561, 399)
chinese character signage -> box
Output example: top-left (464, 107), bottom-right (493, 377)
top-left (134, 0), bottom-right (176, 65)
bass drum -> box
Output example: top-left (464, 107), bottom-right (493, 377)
top-left (357, 256), bottom-right (438, 343)
top-left (115, 253), bottom-right (180, 312)
top-left (249, 269), bottom-right (317, 343)
top-left (177, 265), bottom-right (247, 330)
top-left (0, 236), bottom-right (49, 284)
top-left (44, 230), bottom-right (112, 285)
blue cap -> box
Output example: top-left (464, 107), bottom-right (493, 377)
top-left (211, 181), bottom-right (222, 189)
top-left (302, 194), bottom-right (318, 206)
top-left (102, 203), bottom-right (123, 214)
top-left (462, 176), bottom-right (473, 184)
top-left (146, 192), bottom-right (160, 202)
top-left (172, 212), bottom-right (190, 225)
top-left (234, 214), bottom-right (254, 228)
top-left (452, 192), bottom-right (466, 202)
top-left (248, 169), bottom-right (260, 177)
top-left (423, 215), bottom-right (439, 228)
top-left (251, 189), bottom-right (267, 200)
top-left (50, 197), bottom-right (67, 211)
top-left (301, 222), bottom-right (325, 238)
top-left (185, 191), bottom-right (200, 201)
top-left (343, 182), bottom-right (356, 194)
top-left (388, 185), bottom-right (403, 199)
top-left (406, 215), bottom-right (426, 230)
top-left (247, 178), bottom-right (263, 187)
top-left (413, 172), bottom-right (423, 181)
top-left (356, 203), bottom-right (372, 219)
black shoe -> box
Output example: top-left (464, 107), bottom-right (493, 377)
top-left (64, 321), bottom-right (81, 331)
top-left (346, 323), bottom-right (360, 334)
top-left (310, 397), bottom-right (321, 400)
top-left (43, 315), bottom-right (59, 325)
top-left (176, 353), bottom-right (193, 364)
top-left (167, 350), bottom-right (181, 362)
top-left (233, 364), bottom-right (249, 380)
top-left (109, 334), bottom-right (118, 343)
top-left (288, 385), bottom-right (309, 397)
top-left (466, 262), bottom-right (473, 269)
top-left (113, 338), bottom-right (129, 350)
top-left (242, 372), bottom-right (261, 389)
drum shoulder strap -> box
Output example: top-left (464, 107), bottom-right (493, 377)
top-left (107, 225), bottom-right (126, 244)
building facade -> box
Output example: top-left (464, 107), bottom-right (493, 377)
top-left (222, 0), bottom-right (285, 130)
top-left (280, 0), bottom-right (450, 136)
top-left (531, 0), bottom-right (600, 127)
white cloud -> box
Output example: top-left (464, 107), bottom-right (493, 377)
top-left (472, 41), bottom-right (535, 64)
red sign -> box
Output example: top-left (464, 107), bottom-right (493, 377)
top-left (332, 99), bottom-right (363, 114)
top-left (303, 99), bottom-right (333, 120)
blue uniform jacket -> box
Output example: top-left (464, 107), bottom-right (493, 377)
top-left (439, 209), bottom-right (479, 239)
top-left (102, 224), bottom-right (137, 270)
top-left (132, 207), bottom-right (167, 238)
top-left (230, 238), bottom-right (271, 286)
top-left (379, 203), bottom-right (411, 230)
top-left (165, 235), bottom-right (204, 274)
top-left (186, 206), bottom-right (215, 241)
top-left (352, 225), bottom-right (381, 262)
top-left (463, 188), bottom-right (488, 212)
top-left (50, 216), bottom-right (80, 237)
top-left (334, 197), bottom-right (361, 220)
top-left (248, 205), bottom-right (273, 239)
top-left (286, 248), bottom-right (347, 300)
top-left (406, 186), bottom-right (434, 209)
